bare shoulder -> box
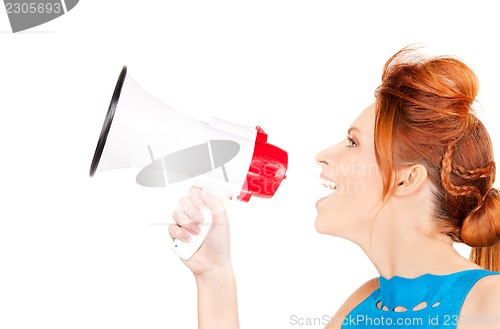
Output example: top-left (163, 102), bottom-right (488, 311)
top-left (465, 274), bottom-right (500, 309)
top-left (459, 274), bottom-right (500, 329)
top-left (324, 278), bottom-right (379, 329)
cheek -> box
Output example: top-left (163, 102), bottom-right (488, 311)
top-left (353, 160), bottom-right (383, 200)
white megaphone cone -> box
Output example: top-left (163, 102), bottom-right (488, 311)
top-left (90, 66), bottom-right (288, 260)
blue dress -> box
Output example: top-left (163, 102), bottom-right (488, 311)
top-left (342, 269), bottom-right (500, 328)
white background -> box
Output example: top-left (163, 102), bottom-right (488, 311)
top-left (0, 1), bottom-right (499, 328)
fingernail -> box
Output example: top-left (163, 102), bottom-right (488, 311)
top-left (191, 224), bottom-right (200, 235)
top-left (179, 232), bottom-right (191, 242)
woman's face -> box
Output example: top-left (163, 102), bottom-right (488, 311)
top-left (315, 104), bottom-right (384, 240)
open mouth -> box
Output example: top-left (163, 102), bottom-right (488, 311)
top-left (320, 177), bottom-right (337, 191)
top-left (316, 175), bottom-right (338, 207)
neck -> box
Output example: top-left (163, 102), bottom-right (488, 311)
top-left (357, 206), bottom-right (479, 279)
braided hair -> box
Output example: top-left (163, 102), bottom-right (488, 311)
top-left (374, 46), bottom-right (500, 270)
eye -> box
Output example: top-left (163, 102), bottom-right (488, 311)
top-left (346, 136), bottom-right (358, 148)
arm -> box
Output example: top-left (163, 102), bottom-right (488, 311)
top-left (169, 188), bottom-right (240, 328)
top-left (196, 266), bottom-right (239, 329)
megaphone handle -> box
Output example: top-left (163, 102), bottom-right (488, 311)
top-left (171, 206), bottom-right (213, 260)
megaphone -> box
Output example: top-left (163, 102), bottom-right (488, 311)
top-left (90, 66), bottom-right (288, 260)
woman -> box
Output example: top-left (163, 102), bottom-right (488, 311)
top-left (168, 47), bottom-right (500, 328)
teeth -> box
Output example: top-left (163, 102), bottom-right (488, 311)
top-left (321, 178), bottom-right (337, 190)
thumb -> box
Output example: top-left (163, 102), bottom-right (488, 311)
top-left (200, 189), bottom-right (228, 225)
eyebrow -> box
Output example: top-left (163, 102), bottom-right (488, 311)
top-left (347, 126), bottom-right (362, 135)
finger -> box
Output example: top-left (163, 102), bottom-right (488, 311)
top-left (168, 224), bottom-right (191, 242)
top-left (188, 186), bottom-right (204, 208)
top-left (172, 208), bottom-right (195, 226)
top-left (179, 195), bottom-right (203, 224)
top-left (200, 189), bottom-right (227, 223)
top-left (172, 209), bottom-right (201, 235)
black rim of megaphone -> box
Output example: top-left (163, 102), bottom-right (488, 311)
top-left (89, 66), bottom-right (128, 177)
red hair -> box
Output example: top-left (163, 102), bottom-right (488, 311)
top-left (374, 47), bottom-right (500, 271)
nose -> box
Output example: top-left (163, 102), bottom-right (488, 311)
top-left (315, 138), bottom-right (346, 168)
top-left (315, 145), bottom-right (334, 167)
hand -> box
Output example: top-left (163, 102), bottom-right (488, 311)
top-left (169, 187), bottom-right (232, 277)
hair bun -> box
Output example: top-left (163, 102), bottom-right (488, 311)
top-left (460, 188), bottom-right (500, 247)
top-left (418, 56), bottom-right (479, 121)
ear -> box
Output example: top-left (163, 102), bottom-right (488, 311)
top-left (394, 164), bottom-right (428, 197)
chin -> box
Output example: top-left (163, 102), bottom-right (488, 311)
top-left (314, 215), bottom-right (348, 237)
top-left (314, 216), bottom-right (334, 235)
top-left (314, 216), bottom-right (325, 233)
